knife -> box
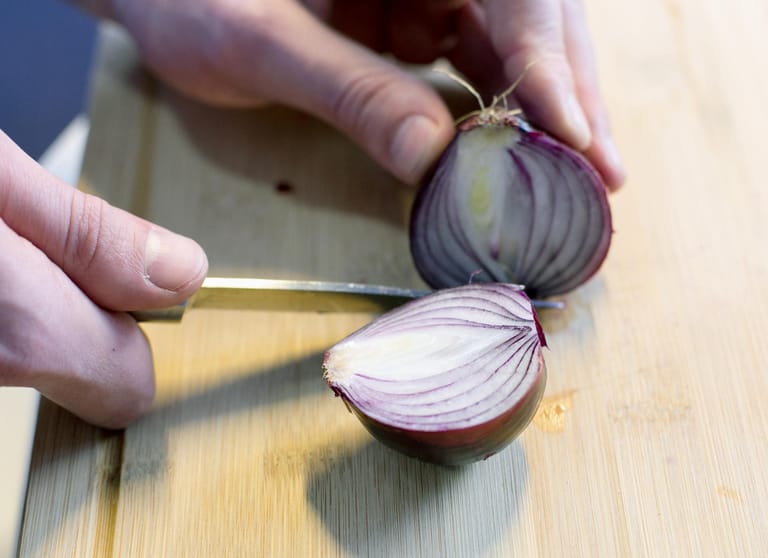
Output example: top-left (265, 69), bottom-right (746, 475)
top-left (129, 277), bottom-right (563, 322)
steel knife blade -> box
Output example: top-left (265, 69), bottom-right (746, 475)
top-left (129, 277), bottom-right (562, 322)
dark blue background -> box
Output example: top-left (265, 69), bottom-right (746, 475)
top-left (1, 0), bottom-right (97, 158)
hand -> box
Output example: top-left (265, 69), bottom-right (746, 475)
top-left (83, 0), bottom-right (624, 189)
top-left (0, 131), bottom-right (207, 428)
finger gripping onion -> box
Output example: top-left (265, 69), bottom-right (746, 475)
top-left (323, 284), bottom-right (547, 466)
top-left (410, 85), bottom-right (613, 297)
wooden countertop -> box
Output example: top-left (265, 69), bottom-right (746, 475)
top-left (19, 1), bottom-right (768, 555)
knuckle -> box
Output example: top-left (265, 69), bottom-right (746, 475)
top-left (63, 192), bottom-right (106, 273)
top-left (201, 3), bottom-right (278, 70)
top-left (331, 69), bottom-right (403, 148)
top-left (161, 3), bottom-right (280, 104)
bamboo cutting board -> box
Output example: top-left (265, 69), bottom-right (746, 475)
top-left (19, 0), bottom-right (768, 554)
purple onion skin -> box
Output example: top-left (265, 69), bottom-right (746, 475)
top-left (339, 358), bottom-right (545, 466)
top-left (410, 112), bottom-right (613, 298)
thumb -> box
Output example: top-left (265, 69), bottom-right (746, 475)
top-left (234, 4), bottom-right (456, 185)
top-left (0, 130), bottom-right (208, 311)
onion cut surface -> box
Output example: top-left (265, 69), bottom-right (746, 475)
top-left (410, 113), bottom-right (612, 298)
top-left (323, 283), bottom-right (547, 466)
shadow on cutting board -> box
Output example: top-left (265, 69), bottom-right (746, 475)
top-left (160, 69), bottom-right (481, 219)
top-left (120, 64), bottom-right (482, 233)
top-left (306, 440), bottom-right (528, 558)
top-left (20, 350), bottom-right (328, 554)
top-left (163, 84), bottom-right (413, 229)
top-left (19, 399), bottom-right (127, 556)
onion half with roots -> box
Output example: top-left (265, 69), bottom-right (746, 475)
top-left (410, 107), bottom-right (613, 298)
top-left (323, 283), bottom-right (546, 466)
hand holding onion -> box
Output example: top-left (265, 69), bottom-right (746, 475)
top-left (76, 0), bottom-right (624, 188)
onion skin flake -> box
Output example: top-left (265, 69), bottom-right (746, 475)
top-left (410, 111), bottom-right (613, 298)
top-left (323, 283), bottom-right (547, 466)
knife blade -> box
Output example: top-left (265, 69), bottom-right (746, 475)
top-left (130, 277), bottom-right (430, 321)
top-left (129, 277), bottom-right (563, 322)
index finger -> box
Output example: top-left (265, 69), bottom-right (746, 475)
top-left (484, 0), bottom-right (592, 150)
top-left (561, 0), bottom-right (625, 189)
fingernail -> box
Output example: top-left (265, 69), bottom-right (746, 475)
top-left (390, 115), bottom-right (442, 184)
top-left (563, 92), bottom-right (592, 150)
top-left (144, 227), bottom-right (207, 292)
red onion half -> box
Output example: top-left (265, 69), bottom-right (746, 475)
top-left (410, 110), bottom-right (612, 298)
top-left (323, 283), bottom-right (546, 466)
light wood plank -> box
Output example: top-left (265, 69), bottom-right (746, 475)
top-left (20, 0), bottom-right (768, 554)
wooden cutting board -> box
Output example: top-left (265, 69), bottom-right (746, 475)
top-left (19, 0), bottom-right (768, 554)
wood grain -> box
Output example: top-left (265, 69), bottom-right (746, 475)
top-left (19, 0), bottom-right (768, 554)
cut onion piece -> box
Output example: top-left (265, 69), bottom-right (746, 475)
top-left (410, 111), bottom-right (612, 298)
top-left (323, 283), bottom-right (546, 466)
